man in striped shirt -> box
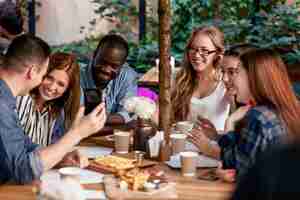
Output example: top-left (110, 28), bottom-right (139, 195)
top-left (0, 34), bottom-right (106, 184)
top-left (80, 34), bottom-right (138, 125)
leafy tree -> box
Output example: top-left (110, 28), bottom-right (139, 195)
top-left (55, 0), bottom-right (300, 72)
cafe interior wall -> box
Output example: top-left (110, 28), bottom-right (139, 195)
top-left (34, 0), bottom-right (122, 46)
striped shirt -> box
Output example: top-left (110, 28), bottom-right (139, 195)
top-left (16, 95), bottom-right (56, 147)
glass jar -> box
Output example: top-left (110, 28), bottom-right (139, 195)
top-left (133, 117), bottom-right (157, 157)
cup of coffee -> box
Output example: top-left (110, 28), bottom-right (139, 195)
top-left (114, 131), bottom-right (131, 154)
top-left (170, 134), bottom-right (187, 154)
top-left (175, 121), bottom-right (194, 134)
top-left (180, 151), bottom-right (198, 177)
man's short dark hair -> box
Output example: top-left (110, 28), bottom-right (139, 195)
top-left (3, 34), bottom-right (51, 72)
top-left (93, 34), bottom-right (129, 60)
top-left (0, 1), bottom-right (23, 35)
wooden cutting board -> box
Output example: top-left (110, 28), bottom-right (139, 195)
top-left (103, 175), bottom-right (178, 200)
top-left (87, 153), bottom-right (158, 174)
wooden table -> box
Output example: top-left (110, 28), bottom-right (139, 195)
top-left (0, 167), bottom-right (233, 200)
top-left (0, 134), bottom-right (235, 200)
top-left (0, 184), bottom-right (104, 200)
top-left (0, 168), bottom-right (234, 200)
top-left (156, 164), bottom-right (234, 200)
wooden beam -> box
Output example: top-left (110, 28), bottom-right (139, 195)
top-left (158, 0), bottom-right (171, 145)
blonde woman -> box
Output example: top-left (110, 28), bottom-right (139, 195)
top-left (172, 26), bottom-right (230, 131)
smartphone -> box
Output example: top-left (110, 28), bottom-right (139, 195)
top-left (84, 89), bottom-right (102, 115)
top-left (198, 170), bottom-right (219, 181)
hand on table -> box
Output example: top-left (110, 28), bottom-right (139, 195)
top-left (215, 163), bottom-right (236, 183)
top-left (58, 150), bottom-right (89, 168)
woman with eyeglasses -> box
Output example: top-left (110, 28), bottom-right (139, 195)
top-left (171, 26), bottom-right (231, 132)
top-left (188, 49), bottom-right (300, 182)
top-left (16, 52), bottom-right (81, 146)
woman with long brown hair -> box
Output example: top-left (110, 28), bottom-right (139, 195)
top-left (171, 26), bottom-right (230, 131)
top-left (16, 52), bottom-right (81, 146)
top-left (189, 48), bottom-right (300, 181)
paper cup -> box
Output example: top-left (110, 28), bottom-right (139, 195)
top-left (170, 134), bottom-right (187, 154)
top-left (114, 131), bottom-right (130, 154)
top-left (180, 151), bottom-right (198, 177)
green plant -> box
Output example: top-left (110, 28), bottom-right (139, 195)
top-left (52, 36), bottom-right (101, 63)
top-left (170, 0), bottom-right (254, 56)
top-left (246, 3), bottom-right (300, 63)
top-left (91, 0), bottom-right (159, 73)
top-left (171, 0), bottom-right (300, 64)
top-left (65, 0), bottom-right (300, 72)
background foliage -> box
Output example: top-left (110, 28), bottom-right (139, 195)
top-left (53, 0), bottom-right (300, 72)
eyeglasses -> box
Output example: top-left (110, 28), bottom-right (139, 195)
top-left (188, 47), bottom-right (217, 57)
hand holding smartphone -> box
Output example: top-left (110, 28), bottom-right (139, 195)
top-left (84, 89), bottom-right (103, 115)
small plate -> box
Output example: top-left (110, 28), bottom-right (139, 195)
top-left (83, 190), bottom-right (106, 200)
top-left (76, 146), bottom-right (113, 159)
top-left (41, 168), bottom-right (104, 184)
top-left (165, 154), bottom-right (219, 168)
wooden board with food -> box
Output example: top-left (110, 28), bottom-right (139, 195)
top-left (103, 167), bottom-right (177, 199)
top-left (87, 154), bottom-right (157, 174)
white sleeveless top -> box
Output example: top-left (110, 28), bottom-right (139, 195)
top-left (188, 82), bottom-right (230, 131)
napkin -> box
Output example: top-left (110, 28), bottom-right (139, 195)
top-left (39, 177), bottom-right (85, 200)
top-left (148, 131), bottom-right (164, 158)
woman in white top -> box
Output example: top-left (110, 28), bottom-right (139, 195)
top-left (16, 52), bottom-right (81, 146)
top-left (171, 26), bottom-right (230, 131)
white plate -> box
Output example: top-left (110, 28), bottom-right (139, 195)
top-left (41, 168), bottom-right (104, 184)
top-left (76, 146), bottom-right (113, 159)
top-left (184, 140), bottom-right (218, 152)
top-left (165, 154), bottom-right (219, 168)
top-left (75, 168), bottom-right (104, 184)
top-left (83, 190), bottom-right (106, 200)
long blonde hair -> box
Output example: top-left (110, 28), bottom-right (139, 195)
top-left (241, 49), bottom-right (300, 139)
top-left (171, 26), bottom-right (225, 122)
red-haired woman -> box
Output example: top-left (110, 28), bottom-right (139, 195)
top-left (16, 52), bottom-right (81, 146)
